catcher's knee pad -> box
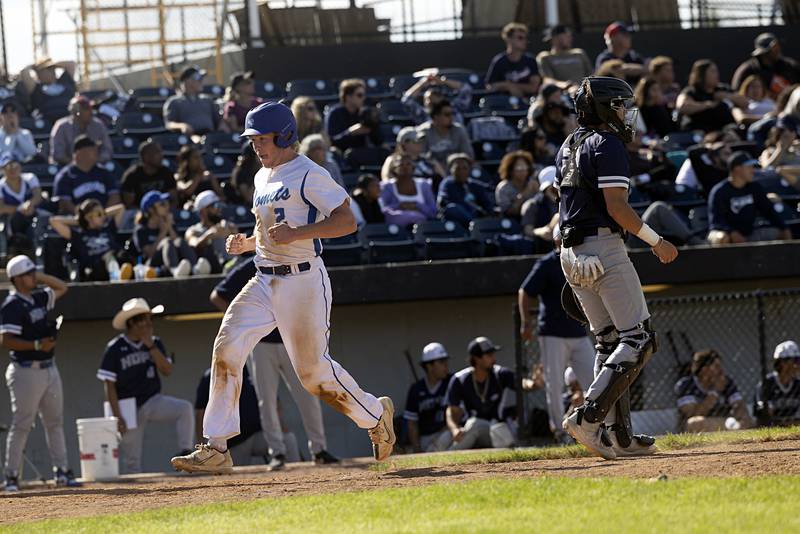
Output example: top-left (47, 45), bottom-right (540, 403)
top-left (593, 325), bottom-right (619, 377)
top-left (582, 323), bottom-right (657, 424)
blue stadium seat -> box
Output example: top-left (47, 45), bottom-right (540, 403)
top-left (100, 160), bottom-right (125, 184)
top-left (111, 135), bottom-right (140, 162)
top-left (321, 233), bottom-right (363, 266)
top-left (472, 140), bottom-right (509, 165)
top-left (362, 76), bottom-right (392, 99)
top-left (756, 173), bottom-right (800, 201)
top-left (130, 86), bottom-right (174, 112)
top-left (202, 131), bottom-right (245, 156)
top-left (359, 223), bottom-right (417, 264)
top-left (222, 203), bottom-right (255, 232)
top-left (688, 206), bottom-right (709, 235)
top-left (377, 99), bottom-right (412, 123)
top-left (478, 94), bottom-right (527, 118)
top-left (438, 69), bottom-right (483, 89)
top-left (19, 116), bottom-right (52, 142)
top-left (468, 163), bottom-right (495, 186)
top-left (662, 131), bottom-right (703, 152)
top-left (173, 208), bottom-right (200, 233)
top-left (389, 74), bottom-right (419, 98)
top-left (21, 162), bottom-right (60, 190)
top-left (341, 172), bottom-right (360, 192)
top-left (252, 80), bottom-right (285, 100)
top-left (413, 220), bottom-right (474, 260)
top-left (148, 132), bottom-right (193, 157)
top-left (115, 111), bottom-right (167, 137)
top-left (469, 217), bottom-right (521, 256)
top-left (344, 147), bottom-right (391, 172)
top-left (202, 84), bottom-right (225, 98)
top-left (378, 123), bottom-right (403, 147)
top-left (285, 79), bottom-right (337, 101)
top-left (203, 152), bottom-right (236, 180)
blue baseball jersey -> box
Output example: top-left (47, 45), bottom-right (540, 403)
top-left (0, 173), bottom-right (39, 207)
top-left (213, 256), bottom-right (282, 344)
top-left (69, 220), bottom-right (120, 269)
top-left (485, 52), bottom-right (539, 86)
top-left (96, 335), bottom-right (169, 407)
top-left (195, 365), bottom-right (262, 447)
top-left (53, 163), bottom-right (119, 206)
top-left (446, 365), bottom-right (516, 422)
top-left (674, 375), bottom-right (743, 417)
top-left (0, 287), bottom-right (56, 361)
top-left (708, 180), bottom-right (786, 236)
top-left (133, 223), bottom-right (160, 254)
top-left (520, 250), bottom-right (588, 338)
top-left (403, 373), bottom-right (453, 436)
top-left (755, 372), bottom-right (800, 424)
top-left (555, 127), bottom-right (629, 232)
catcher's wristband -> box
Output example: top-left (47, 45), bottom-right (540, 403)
top-left (636, 223), bottom-right (661, 247)
top-left (34, 339), bottom-right (41, 351)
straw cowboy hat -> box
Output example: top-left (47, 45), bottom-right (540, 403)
top-left (112, 298), bottom-right (164, 330)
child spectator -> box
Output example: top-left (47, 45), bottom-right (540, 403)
top-left (0, 103), bottom-right (36, 162)
top-left (120, 140), bottom-right (177, 209)
top-left (222, 71), bottom-right (262, 132)
top-left (48, 199), bottom-right (133, 281)
top-left (754, 341), bottom-right (800, 427)
top-left (351, 174), bottom-right (384, 225)
top-left (379, 154), bottom-right (436, 227)
top-left (677, 59), bottom-right (747, 133)
top-left (417, 100), bottom-right (474, 168)
top-left (495, 150), bottom-right (539, 219)
top-left (675, 349), bottom-right (755, 432)
top-left (437, 152), bottom-right (494, 227)
top-left (290, 97), bottom-right (324, 142)
top-left (485, 22), bottom-right (541, 98)
top-left (132, 190), bottom-right (176, 276)
top-left (0, 154), bottom-right (42, 251)
top-left (175, 145), bottom-right (224, 204)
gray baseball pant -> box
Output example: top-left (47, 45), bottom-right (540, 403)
top-left (419, 428), bottom-right (453, 452)
top-left (4, 362), bottom-right (69, 477)
top-left (119, 393), bottom-right (194, 474)
top-left (538, 335), bottom-right (595, 432)
top-left (249, 342), bottom-right (327, 457)
top-left (449, 418), bottom-right (517, 450)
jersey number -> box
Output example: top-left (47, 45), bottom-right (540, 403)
top-left (274, 207), bottom-right (285, 223)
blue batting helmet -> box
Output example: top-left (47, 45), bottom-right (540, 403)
top-left (241, 102), bottom-right (298, 148)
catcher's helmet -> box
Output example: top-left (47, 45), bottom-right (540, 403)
top-left (241, 101), bottom-right (298, 148)
top-left (560, 282), bottom-right (588, 326)
top-left (573, 76), bottom-right (637, 143)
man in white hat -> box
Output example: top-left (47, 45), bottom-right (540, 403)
top-left (96, 298), bottom-right (194, 474)
top-left (403, 342), bottom-right (454, 453)
top-left (755, 340), bottom-right (800, 427)
top-left (182, 190), bottom-right (237, 275)
top-left (1, 255), bottom-right (77, 493)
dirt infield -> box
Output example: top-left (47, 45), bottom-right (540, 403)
top-left (4, 438), bottom-right (800, 524)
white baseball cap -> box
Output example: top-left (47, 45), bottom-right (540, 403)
top-left (421, 342), bottom-right (449, 363)
top-left (564, 366), bottom-right (577, 386)
top-left (6, 255), bottom-right (36, 279)
top-left (774, 340), bottom-right (800, 359)
top-left (194, 190), bottom-right (220, 213)
top-left (538, 165), bottom-right (557, 192)
top-left (112, 298), bottom-right (165, 330)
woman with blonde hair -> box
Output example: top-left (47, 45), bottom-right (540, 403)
top-left (495, 150), bottom-right (539, 219)
top-left (291, 96), bottom-right (324, 141)
top-left (733, 74), bottom-right (776, 125)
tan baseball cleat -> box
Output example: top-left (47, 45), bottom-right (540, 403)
top-left (606, 430), bottom-right (658, 457)
top-left (171, 444), bottom-right (233, 474)
top-left (368, 397), bottom-right (396, 461)
top-left (563, 409), bottom-right (617, 460)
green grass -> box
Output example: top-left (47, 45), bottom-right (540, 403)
top-left (7, 476), bottom-right (800, 534)
top-left (372, 424), bottom-right (800, 472)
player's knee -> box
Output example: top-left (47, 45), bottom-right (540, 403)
top-left (212, 337), bottom-right (238, 365)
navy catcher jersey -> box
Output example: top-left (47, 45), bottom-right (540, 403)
top-left (755, 372), bottom-right (800, 424)
top-left (446, 365), bottom-right (516, 422)
top-left (674, 375), bottom-right (743, 417)
top-left (0, 287), bottom-right (56, 361)
top-left (195, 365), bottom-right (262, 447)
top-left (96, 335), bottom-right (169, 407)
top-left (403, 373), bottom-right (452, 436)
top-left (555, 127), bottom-right (629, 232)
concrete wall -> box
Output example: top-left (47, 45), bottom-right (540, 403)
top-left (0, 295), bottom-right (517, 478)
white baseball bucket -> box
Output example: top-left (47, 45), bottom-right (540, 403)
top-left (77, 417), bottom-right (120, 481)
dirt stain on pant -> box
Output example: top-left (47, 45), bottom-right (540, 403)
top-left (317, 386), bottom-right (350, 416)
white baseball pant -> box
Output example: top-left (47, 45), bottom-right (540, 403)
top-left (203, 256), bottom-right (383, 441)
top-left (538, 335), bottom-right (595, 432)
top-left (249, 341), bottom-right (328, 457)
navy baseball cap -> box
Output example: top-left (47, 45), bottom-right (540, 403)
top-left (179, 65), bottom-right (206, 82)
top-left (468, 336), bottom-right (502, 357)
top-left (542, 24), bottom-right (569, 42)
top-left (0, 153), bottom-right (20, 167)
top-left (73, 134), bottom-right (101, 152)
top-left (241, 102), bottom-right (298, 145)
top-left (727, 151), bottom-right (759, 172)
top-left (140, 190), bottom-right (171, 212)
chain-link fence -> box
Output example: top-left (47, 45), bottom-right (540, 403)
top-left (514, 288), bottom-right (800, 443)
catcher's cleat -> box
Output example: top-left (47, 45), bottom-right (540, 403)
top-left (604, 428), bottom-right (658, 457)
top-left (368, 397), bottom-right (396, 461)
top-left (563, 408), bottom-right (616, 460)
top-left (171, 444), bottom-right (233, 474)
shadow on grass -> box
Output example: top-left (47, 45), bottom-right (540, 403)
top-left (381, 467), bottom-right (471, 479)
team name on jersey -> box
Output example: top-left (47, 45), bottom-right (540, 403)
top-left (730, 194), bottom-right (754, 214)
top-left (254, 186), bottom-right (291, 208)
top-left (73, 181), bottom-right (107, 199)
top-left (28, 307), bottom-right (46, 323)
top-left (119, 349), bottom-right (152, 371)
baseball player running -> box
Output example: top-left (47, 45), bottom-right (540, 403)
top-left (556, 77), bottom-right (678, 459)
top-left (2, 255), bottom-right (80, 492)
top-left (172, 102), bottom-right (395, 474)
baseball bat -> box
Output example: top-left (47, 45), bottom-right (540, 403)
top-left (404, 349), bottom-right (419, 382)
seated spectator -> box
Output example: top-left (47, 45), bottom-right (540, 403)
top-left (381, 127), bottom-right (444, 185)
top-left (594, 22), bottom-right (646, 81)
top-left (596, 59), bottom-right (625, 80)
top-left (230, 143), bottom-right (260, 206)
top-left (485, 22), bottom-right (541, 98)
top-left (538, 101), bottom-right (571, 151)
top-left (291, 97), bottom-right (324, 142)
top-left (520, 165), bottom-right (558, 241)
top-left (641, 201), bottom-right (705, 246)
top-left (50, 95), bottom-right (112, 165)
top-left (299, 133), bottom-right (344, 188)
top-left (519, 126), bottom-right (555, 166)
top-left (496, 150), bottom-right (539, 219)
top-left (97, 298), bottom-right (194, 474)
top-left (445, 336), bottom-right (517, 450)
top-left (49, 199), bottom-right (133, 281)
top-left (748, 84), bottom-right (799, 149)
top-left (732, 33), bottom-right (800, 99)
top-left (754, 341), bottom-right (800, 427)
top-left (0, 153), bottom-right (42, 254)
top-left (120, 140), bottom-right (177, 209)
top-left (733, 75), bottom-right (776, 125)
top-left (133, 190), bottom-right (176, 277)
top-left (19, 57), bottom-right (77, 123)
top-left (222, 71), bottom-right (262, 132)
top-left (402, 72), bottom-right (472, 126)
top-left (379, 154), bottom-right (436, 226)
top-left (634, 77), bottom-right (678, 137)
top-left (351, 173), bottom-right (384, 225)
top-left (759, 115), bottom-right (800, 169)
top-left (677, 59), bottom-right (746, 133)
top-left (536, 24), bottom-right (592, 86)
top-left (53, 135), bottom-right (120, 214)
top-left (676, 130), bottom-right (738, 194)
top-left (438, 152), bottom-right (494, 227)
top-left (648, 55), bottom-right (681, 110)
top-left (527, 83), bottom-right (568, 128)
top-left (404, 342), bottom-right (454, 453)
top-left (325, 79), bottom-right (380, 151)
top-left (164, 66), bottom-right (227, 136)
top-left (175, 145), bottom-right (224, 204)
top-left (183, 190), bottom-right (236, 274)
top-left (0, 103), bottom-right (36, 162)
top-left (418, 100), bottom-right (474, 168)
top-left (675, 349), bottom-right (755, 432)
top-left (707, 151), bottom-right (790, 245)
